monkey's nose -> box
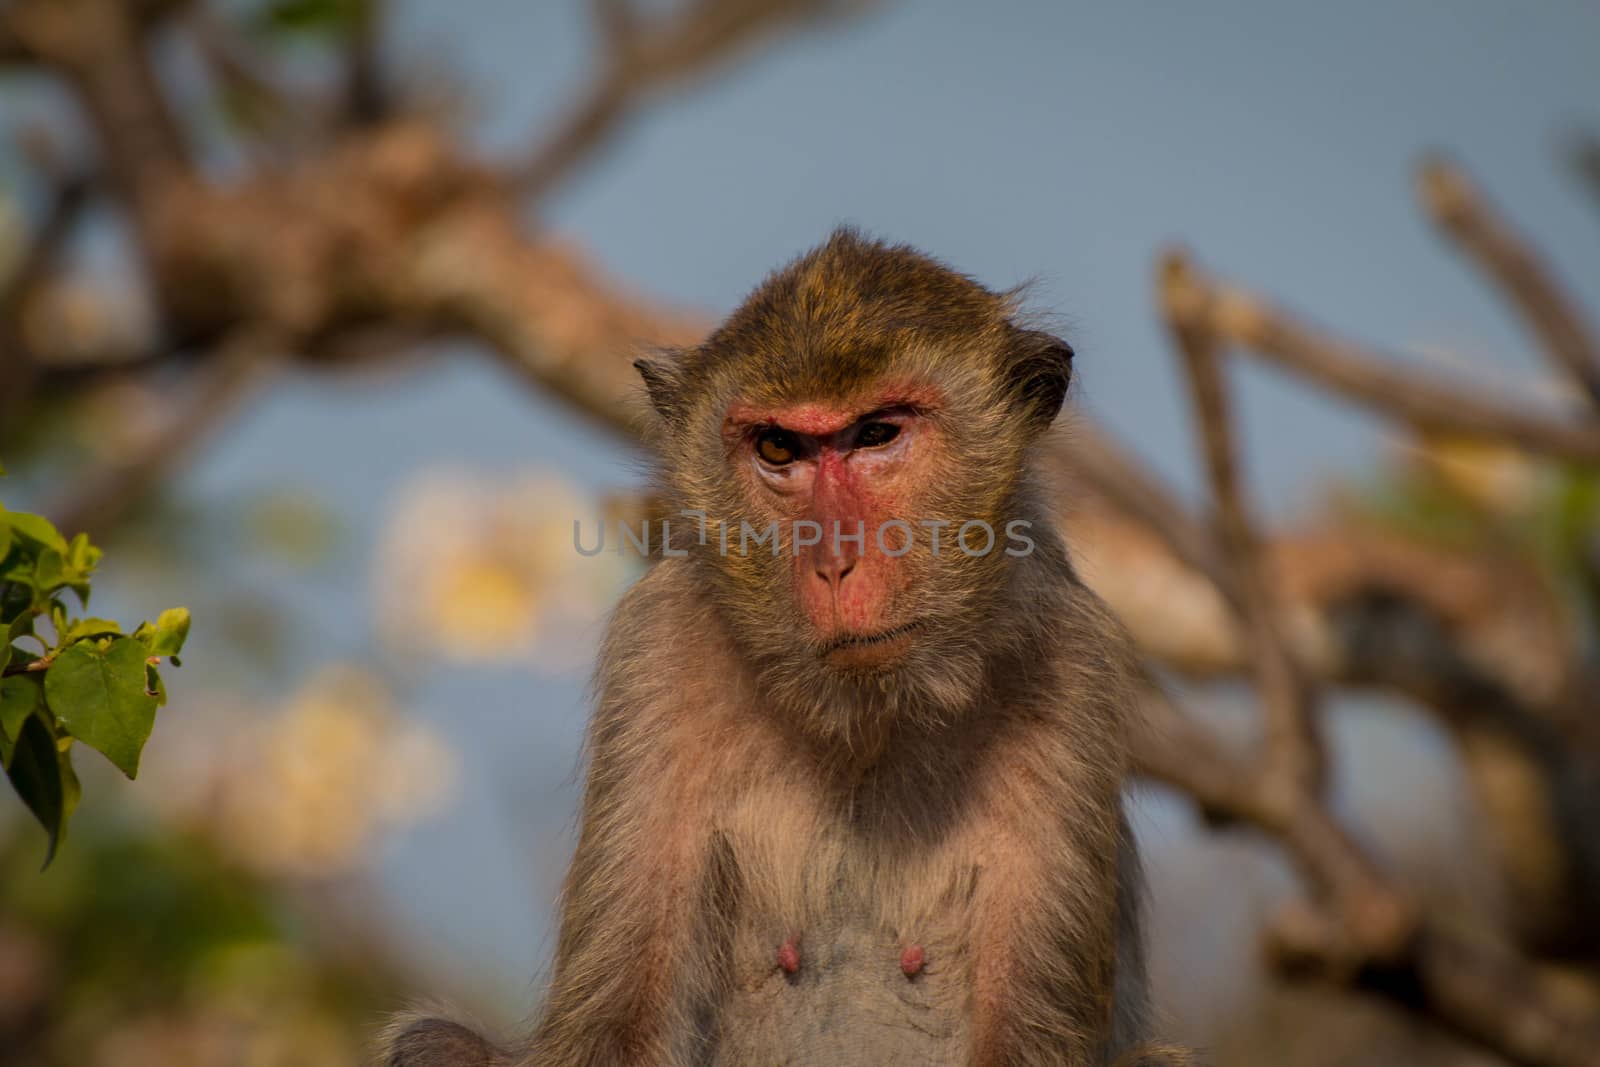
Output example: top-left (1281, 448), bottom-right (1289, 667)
top-left (813, 556), bottom-right (856, 590)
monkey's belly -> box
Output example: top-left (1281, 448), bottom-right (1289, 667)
top-left (709, 912), bottom-right (972, 1066)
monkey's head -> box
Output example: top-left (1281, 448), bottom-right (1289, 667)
top-left (636, 229), bottom-right (1073, 745)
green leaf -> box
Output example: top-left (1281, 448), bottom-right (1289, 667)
top-left (33, 547), bottom-right (65, 594)
top-left (5, 613), bottom-right (44, 669)
top-left (144, 607), bottom-right (191, 658)
top-left (146, 662), bottom-right (167, 707)
top-left (7, 511), bottom-right (67, 554)
top-left (63, 533), bottom-right (98, 605)
top-left (49, 600), bottom-right (68, 645)
top-left (0, 556), bottom-right (34, 592)
top-left (43, 638), bottom-right (158, 778)
top-left (1, 673), bottom-right (42, 741)
top-left (7, 613), bottom-right (33, 642)
top-left (7, 613), bottom-right (46, 665)
top-left (66, 532), bottom-right (101, 574)
top-left (59, 618), bottom-right (123, 644)
top-left (4, 711), bottom-right (72, 866)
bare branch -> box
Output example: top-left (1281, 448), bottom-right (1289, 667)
top-left (44, 331), bottom-right (278, 539)
top-left (515, 0), bottom-right (866, 200)
top-left (1419, 156), bottom-right (1600, 412)
top-left (402, 204), bottom-right (705, 439)
top-left (186, 1), bottom-right (300, 138)
top-left (343, 0), bottom-right (388, 125)
top-left (1162, 251), bottom-right (1327, 801)
top-left (1569, 133), bottom-right (1600, 216)
top-left (4, 0), bottom-right (193, 242)
top-left (1132, 688), bottom-right (1406, 951)
top-left (1169, 249), bottom-right (1600, 464)
top-left (0, 167), bottom-right (94, 427)
top-left (1135, 689), bottom-right (1600, 1067)
top-left (1053, 418), bottom-right (1234, 606)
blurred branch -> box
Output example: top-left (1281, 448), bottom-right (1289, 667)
top-left (404, 206), bottom-right (705, 437)
top-left (1566, 134), bottom-right (1600, 219)
top-left (1, 0), bottom-right (193, 214)
top-left (0, 162), bottom-right (93, 427)
top-left (1162, 250), bottom-right (1326, 800)
top-left (342, 0), bottom-right (388, 125)
top-left (1051, 422), bottom-right (1234, 604)
top-left (1167, 250), bottom-right (1600, 464)
top-left (1132, 688), bottom-right (1402, 941)
top-left (514, 0), bottom-right (866, 201)
top-left (44, 331), bottom-right (278, 539)
top-left (1418, 156), bottom-right (1600, 411)
top-left (186, 1), bottom-right (299, 136)
top-left (1141, 226), bottom-right (1600, 1063)
top-left (1134, 689), bottom-right (1600, 1067)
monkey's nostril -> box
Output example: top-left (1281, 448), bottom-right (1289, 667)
top-left (815, 559), bottom-right (856, 588)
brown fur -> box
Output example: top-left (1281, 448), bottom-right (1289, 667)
top-left (380, 230), bottom-right (1197, 1065)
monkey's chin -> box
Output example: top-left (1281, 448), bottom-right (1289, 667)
top-left (818, 621), bottom-right (923, 669)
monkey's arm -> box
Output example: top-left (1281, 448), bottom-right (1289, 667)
top-left (962, 708), bottom-right (1130, 1067)
top-left (526, 704), bottom-right (728, 1066)
top-left (968, 839), bottom-right (1121, 1065)
top-left (380, 728), bottom-right (718, 1067)
top-left (382, 569), bottom-right (733, 1067)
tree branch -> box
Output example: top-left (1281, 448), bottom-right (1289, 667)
top-left (514, 0), bottom-right (866, 201)
top-left (1418, 157), bottom-right (1600, 412)
top-left (0, 166), bottom-right (94, 427)
top-left (1162, 251), bottom-right (1327, 801)
top-left (342, 0), bottom-right (389, 125)
top-left (4, 0), bottom-right (193, 213)
top-left (1134, 688), bottom-right (1600, 1067)
top-left (1051, 420), bottom-right (1234, 605)
top-left (1166, 250), bottom-right (1600, 464)
top-left (43, 331), bottom-right (278, 539)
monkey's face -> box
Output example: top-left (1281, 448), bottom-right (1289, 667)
top-left (634, 229), bottom-right (1074, 740)
top-left (720, 386), bottom-right (943, 666)
top-left (689, 354), bottom-right (1041, 741)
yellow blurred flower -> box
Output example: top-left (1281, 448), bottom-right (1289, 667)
top-left (373, 466), bottom-right (630, 665)
top-left (148, 666), bottom-right (458, 880)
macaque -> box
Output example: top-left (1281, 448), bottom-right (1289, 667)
top-left (383, 230), bottom-right (1195, 1066)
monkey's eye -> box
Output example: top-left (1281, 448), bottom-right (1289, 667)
top-left (755, 427), bottom-right (800, 466)
top-left (855, 421), bottom-right (901, 449)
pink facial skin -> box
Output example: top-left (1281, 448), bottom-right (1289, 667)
top-left (722, 386), bottom-right (941, 657)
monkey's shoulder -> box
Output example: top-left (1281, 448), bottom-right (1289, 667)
top-left (591, 559), bottom-right (749, 733)
top-left (599, 560), bottom-right (723, 661)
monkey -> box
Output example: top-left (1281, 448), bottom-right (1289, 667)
top-left (381, 229), bottom-right (1197, 1066)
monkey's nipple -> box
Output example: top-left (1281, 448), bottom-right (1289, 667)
top-left (900, 943), bottom-right (925, 978)
top-left (777, 937), bottom-right (801, 975)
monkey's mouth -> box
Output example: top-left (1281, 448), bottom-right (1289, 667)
top-left (818, 620), bottom-right (925, 657)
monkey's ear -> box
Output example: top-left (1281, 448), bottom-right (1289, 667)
top-left (635, 352), bottom-right (687, 427)
top-left (1008, 330), bottom-right (1075, 432)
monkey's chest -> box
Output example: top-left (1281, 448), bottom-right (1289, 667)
top-left (706, 869), bottom-right (975, 1066)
